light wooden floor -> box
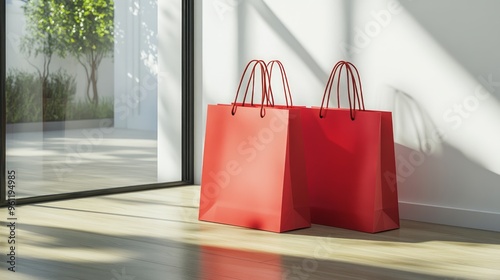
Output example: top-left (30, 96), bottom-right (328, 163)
top-left (1, 185), bottom-right (499, 280)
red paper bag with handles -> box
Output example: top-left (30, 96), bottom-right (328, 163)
top-left (301, 61), bottom-right (399, 233)
top-left (199, 60), bottom-right (310, 233)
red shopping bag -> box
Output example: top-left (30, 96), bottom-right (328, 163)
top-left (199, 60), bottom-right (310, 233)
top-left (302, 61), bottom-right (399, 233)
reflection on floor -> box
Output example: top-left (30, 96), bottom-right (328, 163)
top-left (6, 128), bottom-right (158, 198)
top-left (2, 185), bottom-right (499, 279)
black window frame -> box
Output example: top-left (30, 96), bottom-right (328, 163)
top-left (0, 0), bottom-right (194, 206)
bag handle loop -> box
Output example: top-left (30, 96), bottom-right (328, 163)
top-left (266, 60), bottom-right (293, 108)
top-left (320, 61), bottom-right (365, 120)
top-left (231, 60), bottom-right (271, 118)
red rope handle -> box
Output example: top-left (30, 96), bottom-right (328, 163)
top-left (320, 61), bottom-right (365, 120)
top-left (267, 60), bottom-right (293, 107)
top-left (346, 62), bottom-right (365, 111)
top-left (245, 61), bottom-right (274, 107)
top-left (231, 60), bottom-right (270, 118)
top-left (344, 62), bottom-right (365, 112)
top-left (320, 61), bottom-right (344, 118)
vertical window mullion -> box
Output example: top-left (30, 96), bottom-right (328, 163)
top-left (1, 0), bottom-right (7, 207)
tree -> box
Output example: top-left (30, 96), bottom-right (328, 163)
top-left (57, 0), bottom-right (115, 105)
top-left (21, 0), bottom-right (114, 105)
top-left (20, 0), bottom-right (65, 102)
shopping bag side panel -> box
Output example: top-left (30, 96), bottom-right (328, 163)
top-left (280, 108), bottom-right (311, 232)
top-left (376, 111), bottom-right (400, 231)
top-left (199, 105), bottom-right (231, 217)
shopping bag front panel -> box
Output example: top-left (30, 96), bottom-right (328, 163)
top-left (200, 105), bottom-right (309, 232)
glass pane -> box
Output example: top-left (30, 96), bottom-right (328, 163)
top-left (5, 0), bottom-right (182, 198)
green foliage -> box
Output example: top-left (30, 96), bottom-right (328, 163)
top-left (6, 69), bottom-right (113, 124)
top-left (43, 70), bottom-right (77, 121)
top-left (21, 0), bottom-right (115, 105)
top-left (61, 0), bottom-right (115, 54)
top-left (21, 0), bottom-right (63, 59)
top-left (66, 98), bottom-right (114, 120)
top-left (5, 70), bottom-right (43, 123)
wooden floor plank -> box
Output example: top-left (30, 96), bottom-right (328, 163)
top-left (1, 185), bottom-right (499, 279)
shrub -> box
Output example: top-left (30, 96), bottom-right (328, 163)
top-left (6, 69), bottom-right (113, 123)
top-left (5, 69), bottom-right (43, 123)
top-left (43, 70), bottom-right (77, 121)
top-left (66, 98), bottom-right (114, 121)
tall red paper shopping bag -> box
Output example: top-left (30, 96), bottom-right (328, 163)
top-left (301, 61), bottom-right (399, 233)
top-left (199, 60), bottom-right (310, 233)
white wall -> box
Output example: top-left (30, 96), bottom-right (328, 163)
top-left (196, 0), bottom-right (500, 232)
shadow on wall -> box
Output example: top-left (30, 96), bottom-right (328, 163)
top-left (399, 0), bottom-right (500, 88)
top-left (389, 88), bottom-right (442, 153)
top-left (239, 0), bottom-right (329, 84)
top-left (387, 88), bottom-right (500, 214)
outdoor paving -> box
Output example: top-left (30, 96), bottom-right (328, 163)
top-left (6, 127), bottom-right (160, 198)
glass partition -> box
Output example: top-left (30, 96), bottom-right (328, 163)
top-left (1, 0), bottom-right (193, 202)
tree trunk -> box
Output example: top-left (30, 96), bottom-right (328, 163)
top-left (91, 66), bottom-right (99, 105)
top-left (42, 77), bottom-right (49, 122)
